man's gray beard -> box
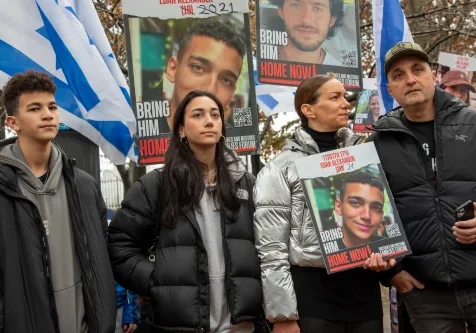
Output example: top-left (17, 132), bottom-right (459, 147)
top-left (286, 30), bottom-right (325, 52)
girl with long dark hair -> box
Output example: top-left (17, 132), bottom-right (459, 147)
top-left (108, 90), bottom-right (263, 332)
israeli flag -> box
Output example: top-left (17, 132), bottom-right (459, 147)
top-left (373, 0), bottom-right (413, 112)
top-left (254, 57), bottom-right (296, 116)
top-left (0, 0), bottom-right (137, 164)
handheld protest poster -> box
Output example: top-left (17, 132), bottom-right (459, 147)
top-left (123, 0), bottom-right (260, 165)
top-left (295, 142), bottom-right (411, 274)
top-left (437, 52), bottom-right (476, 109)
top-left (255, 0), bottom-right (363, 90)
top-left (353, 78), bottom-right (380, 133)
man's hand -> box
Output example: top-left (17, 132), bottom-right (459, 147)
top-left (390, 270), bottom-right (424, 293)
top-left (123, 323), bottom-right (137, 333)
top-left (453, 203), bottom-right (476, 244)
top-left (363, 253), bottom-right (396, 272)
top-left (273, 320), bottom-right (300, 333)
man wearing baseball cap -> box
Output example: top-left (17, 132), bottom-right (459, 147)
top-left (440, 70), bottom-right (475, 105)
top-left (367, 41), bottom-right (476, 332)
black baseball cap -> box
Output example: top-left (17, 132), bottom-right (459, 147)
top-left (384, 42), bottom-right (430, 74)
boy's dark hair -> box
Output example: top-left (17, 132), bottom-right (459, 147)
top-left (269, 0), bottom-right (344, 39)
top-left (2, 70), bottom-right (56, 116)
top-left (340, 171), bottom-right (385, 201)
top-left (177, 19), bottom-right (246, 61)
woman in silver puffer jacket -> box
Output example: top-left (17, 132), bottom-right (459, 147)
top-left (253, 75), bottom-right (389, 333)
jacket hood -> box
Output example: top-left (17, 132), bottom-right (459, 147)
top-left (373, 88), bottom-right (467, 131)
top-left (0, 137), bottom-right (63, 194)
top-left (282, 127), bottom-right (319, 155)
top-left (226, 150), bottom-right (247, 183)
top-left (282, 126), bottom-right (363, 154)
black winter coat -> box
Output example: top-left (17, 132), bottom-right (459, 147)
top-left (371, 88), bottom-right (476, 287)
top-left (108, 168), bottom-right (263, 332)
top-left (0, 139), bottom-right (116, 333)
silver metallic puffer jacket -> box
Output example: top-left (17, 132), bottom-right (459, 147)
top-left (253, 126), bottom-right (364, 322)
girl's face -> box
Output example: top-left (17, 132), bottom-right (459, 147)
top-left (179, 96), bottom-right (223, 148)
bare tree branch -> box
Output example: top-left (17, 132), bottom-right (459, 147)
top-left (425, 32), bottom-right (460, 54)
top-left (112, 0), bottom-right (121, 11)
top-left (359, 0), bottom-right (476, 30)
top-left (368, 63), bottom-right (376, 78)
top-left (413, 29), bottom-right (476, 39)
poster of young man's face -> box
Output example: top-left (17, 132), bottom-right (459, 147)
top-left (255, 0), bottom-right (363, 88)
top-left (296, 143), bottom-right (411, 273)
top-left (125, 14), bottom-right (259, 164)
top-left (307, 165), bottom-right (401, 250)
top-left (353, 89), bottom-right (380, 132)
top-left (437, 52), bottom-right (476, 109)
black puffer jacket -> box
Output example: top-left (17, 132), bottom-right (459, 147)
top-left (371, 88), bottom-right (476, 287)
top-left (0, 139), bottom-right (116, 333)
top-left (108, 165), bottom-right (263, 332)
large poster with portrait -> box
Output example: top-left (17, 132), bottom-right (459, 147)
top-left (255, 0), bottom-right (363, 90)
top-left (295, 142), bottom-right (411, 273)
top-left (437, 52), bottom-right (476, 109)
top-left (353, 78), bottom-right (380, 133)
top-left (122, 0), bottom-right (259, 165)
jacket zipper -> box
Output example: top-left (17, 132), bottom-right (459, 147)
top-left (221, 213), bottom-right (234, 323)
top-left (184, 209), bottom-right (209, 333)
top-left (63, 159), bottom-right (101, 330)
top-left (431, 119), bottom-right (452, 285)
top-left (374, 125), bottom-right (452, 283)
top-left (298, 149), bottom-right (312, 245)
top-left (298, 204), bottom-right (307, 245)
top-left (0, 185), bottom-right (60, 333)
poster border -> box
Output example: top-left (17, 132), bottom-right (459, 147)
top-left (123, 13), bottom-right (261, 165)
top-left (255, 0), bottom-right (363, 90)
top-left (299, 160), bottom-right (412, 274)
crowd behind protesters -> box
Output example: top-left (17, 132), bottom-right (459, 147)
top-left (1, 40), bottom-right (476, 333)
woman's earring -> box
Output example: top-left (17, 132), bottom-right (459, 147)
top-left (180, 136), bottom-right (188, 145)
top-left (219, 135), bottom-right (226, 143)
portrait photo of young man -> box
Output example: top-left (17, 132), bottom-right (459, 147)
top-left (334, 171), bottom-right (386, 248)
top-left (268, 0), bottom-right (344, 65)
top-left (128, 16), bottom-right (251, 135)
top-left (164, 19), bottom-right (247, 132)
